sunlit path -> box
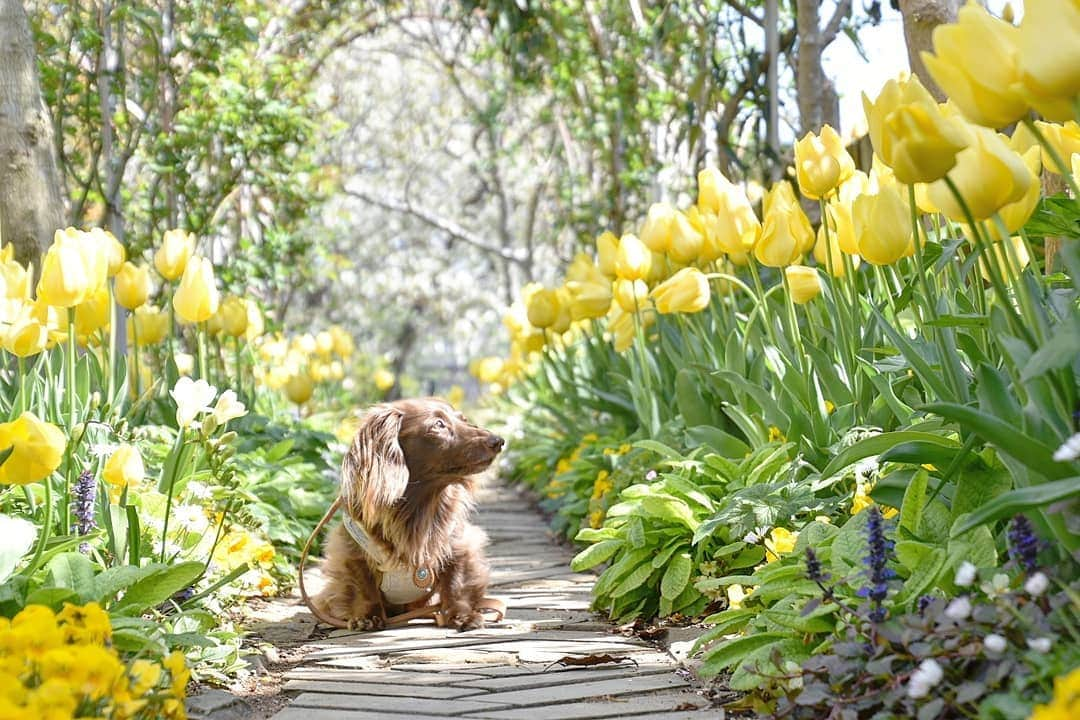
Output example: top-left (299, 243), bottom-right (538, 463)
top-left (269, 477), bottom-right (703, 720)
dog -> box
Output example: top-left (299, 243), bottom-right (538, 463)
top-left (311, 398), bottom-right (505, 631)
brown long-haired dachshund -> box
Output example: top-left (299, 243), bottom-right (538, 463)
top-left (311, 398), bottom-right (505, 631)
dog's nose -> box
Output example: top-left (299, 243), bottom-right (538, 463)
top-left (487, 435), bottom-right (505, 451)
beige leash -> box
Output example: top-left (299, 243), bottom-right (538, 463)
top-left (298, 496), bottom-right (506, 629)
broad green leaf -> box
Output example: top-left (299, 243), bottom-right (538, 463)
top-left (951, 476), bottom-right (1080, 536)
top-left (895, 540), bottom-right (947, 603)
top-left (685, 425), bottom-right (750, 458)
top-left (632, 439), bottom-right (682, 460)
top-left (610, 560), bottom-right (655, 598)
top-left (675, 368), bottom-right (714, 427)
top-left (660, 552), bottom-right (692, 600)
top-left (640, 495), bottom-right (698, 530)
top-left (113, 562), bottom-right (205, 614)
top-left (1021, 317), bottom-right (1080, 381)
top-left (821, 431), bottom-right (958, 480)
top-left (47, 552), bottom-right (98, 603)
top-left (570, 540), bottom-right (622, 571)
top-left (699, 632), bottom-right (789, 677)
top-left (899, 469), bottom-right (928, 536)
top-left (952, 468), bottom-right (1012, 523)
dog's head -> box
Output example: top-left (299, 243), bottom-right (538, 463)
top-left (341, 398), bottom-right (504, 519)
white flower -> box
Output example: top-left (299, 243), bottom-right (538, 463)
top-left (212, 390), bottom-right (247, 426)
top-left (171, 377), bottom-right (217, 428)
top-left (984, 634), bottom-right (1007, 654)
top-left (954, 561), bottom-right (977, 588)
top-left (907, 658), bottom-right (944, 698)
top-left (1023, 572), bottom-right (1049, 597)
top-left (1052, 432), bottom-right (1080, 462)
top-left (981, 572), bottom-right (1012, 598)
top-left (171, 504), bottom-right (209, 534)
top-left (944, 596), bottom-right (972, 621)
top-left (743, 531), bottom-right (761, 544)
top-left (1027, 637), bottom-right (1052, 654)
top-left (87, 442), bottom-right (118, 459)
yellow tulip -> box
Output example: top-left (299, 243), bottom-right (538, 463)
top-left (609, 307), bottom-right (655, 353)
top-left (155, 229), bottom-right (195, 281)
top-left (685, 206), bottom-right (723, 264)
top-left (0, 247), bottom-right (32, 300)
top-left (784, 265), bottom-right (822, 304)
top-left (102, 444), bottom-right (145, 497)
top-left (470, 356), bottom-right (504, 384)
top-left (639, 203), bottom-right (676, 253)
top-left (1034, 121), bottom-right (1080, 175)
top-left (114, 262), bottom-right (151, 310)
top-left (88, 228), bottom-right (126, 277)
top-left (668, 211), bottom-right (704, 264)
top-left (2, 304), bottom-right (49, 357)
top-left (794, 124), bottom-right (855, 199)
top-left (30, 297), bottom-right (66, 348)
top-left (330, 325), bottom-right (353, 357)
top-left (219, 296), bottom-right (249, 338)
top-left (373, 369), bottom-right (395, 391)
top-left (37, 229), bottom-right (108, 308)
top-left (927, 125), bottom-right (1032, 221)
top-left (550, 288), bottom-right (573, 334)
top-left (526, 287), bottom-right (560, 330)
top-left (995, 147), bottom-right (1042, 236)
top-left (596, 231), bottom-right (619, 278)
top-left (566, 253), bottom-right (609, 288)
top-left (1017, 0), bottom-right (1080, 122)
top-left (980, 236), bottom-right (1030, 283)
top-left (206, 307), bottom-right (225, 336)
top-left (614, 278), bottom-right (648, 313)
top-left (813, 218), bottom-right (860, 278)
top-left (650, 267), bottom-right (710, 315)
top-left (446, 385), bottom-right (465, 408)
top-left (566, 280), bottom-right (612, 321)
top-left (614, 234), bottom-right (652, 281)
top-left (0, 412), bottom-right (66, 485)
top-left (921, 3), bottom-right (1027, 128)
top-left (863, 73), bottom-right (969, 184)
top-left (646, 250), bottom-right (669, 284)
top-left (128, 305), bottom-right (169, 346)
top-left (172, 256), bottom-right (220, 324)
top-left (697, 168), bottom-right (761, 254)
top-left (755, 182), bottom-right (813, 267)
top-left (285, 371), bottom-right (314, 404)
top-left (853, 183), bottom-right (915, 266)
top-left (74, 285), bottom-right (110, 342)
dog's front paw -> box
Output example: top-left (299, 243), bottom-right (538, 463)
top-left (347, 615), bottom-right (386, 631)
top-left (451, 611), bottom-right (485, 632)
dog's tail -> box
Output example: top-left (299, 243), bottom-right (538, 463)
top-left (299, 496), bottom-right (352, 629)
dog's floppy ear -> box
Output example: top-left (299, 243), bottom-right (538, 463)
top-left (341, 404), bottom-right (409, 519)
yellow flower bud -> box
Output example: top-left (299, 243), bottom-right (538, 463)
top-left (755, 182), bottom-right (813, 267)
top-left (650, 267), bottom-right (710, 315)
top-left (639, 203), bottom-right (676, 253)
top-left (470, 356), bottom-right (504, 384)
top-left (697, 168), bottom-right (761, 254)
top-left (784, 265), bottom-right (822, 304)
top-left (1033, 121), bottom-right (1080, 175)
top-left (114, 262), bottom-right (151, 310)
top-left (89, 228), bottom-right (126, 277)
top-left (614, 234), bottom-right (652, 281)
top-left (2, 304), bottom-right (49, 358)
top-left (103, 444), bottom-right (145, 495)
top-left (794, 124), bottom-right (854, 199)
top-left (813, 210), bottom-right (860, 278)
top-left (128, 305), bottom-right (169, 346)
top-left (526, 287), bottom-right (560, 330)
top-left (853, 183), bottom-right (915, 266)
top-left (550, 288), bottom-right (573, 334)
top-left (155, 229), bottom-right (195, 281)
top-left (172, 256), bottom-right (220, 324)
top-left (1016, 0), bottom-right (1080, 122)
top-left (927, 125), bottom-right (1032, 222)
top-left (566, 280), bottom-right (612, 321)
top-left (596, 231), bottom-right (619, 278)
top-left (863, 73), bottom-right (969, 184)
top-left (219, 296), bottom-right (249, 338)
top-left (921, 3), bottom-right (1027, 128)
top-left (285, 371), bottom-right (314, 404)
top-left (609, 307), bottom-right (655, 353)
top-left (0, 412), bottom-right (66, 485)
top-left (614, 278), bottom-right (648, 313)
top-left (37, 229), bottom-right (108, 308)
top-left (668, 211), bottom-right (705, 264)
top-left (74, 285), bottom-right (110, 342)
top-left (0, 249), bottom-right (32, 301)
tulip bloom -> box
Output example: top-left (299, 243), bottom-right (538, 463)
top-left (784, 266), bottom-right (823, 304)
top-left (650, 267), bottom-right (710, 314)
top-left (697, 168), bottom-right (761, 254)
top-left (89, 228), bottom-right (126, 277)
top-left (1034, 121), bottom-right (1080, 175)
top-left (922, 3), bottom-right (1027, 128)
top-left (795, 125), bottom-right (855, 199)
top-left (863, 73), bottom-right (968, 184)
top-left (373, 369), bottom-right (395, 392)
top-left (0, 247), bottom-right (32, 301)
top-left (596, 232), bottom-right (619, 278)
top-left (37, 229), bottom-right (108, 308)
top-left (114, 262), bottom-right (152, 311)
top-left (928, 125), bottom-right (1032, 222)
top-left (1, 304), bottom-right (49, 357)
top-left (155, 229), bottom-right (195, 281)
top-left (639, 203), bottom-right (677, 253)
top-left (220, 296), bottom-right (249, 338)
top-left (609, 307), bottom-right (655, 353)
top-left (566, 280), bottom-right (612, 321)
top-left (550, 288), bottom-right (573, 334)
top-left (1017, 0), bottom-right (1080, 122)
top-left (74, 286), bottom-right (111, 341)
top-left (667, 211), bottom-right (705, 264)
top-left (173, 256), bottom-right (220, 324)
top-left (614, 278), bottom-right (648, 313)
top-left (813, 214), bottom-right (860, 278)
top-left (103, 444), bottom-right (146, 496)
top-left (853, 184), bottom-right (915, 265)
top-left (526, 287), bottom-right (560, 330)
top-left (614, 234), bottom-right (652, 281)
top-left (129, 305), bottom-right (169, 346)
top-left (0, 412), bottom-right (66, 485)
top-left (285, 371), bottom-right (315, 404)
top-left (755, 183), bottom-right (813, 267)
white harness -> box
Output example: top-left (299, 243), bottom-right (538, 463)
top-left (341, 514), bottom-right (434, 605)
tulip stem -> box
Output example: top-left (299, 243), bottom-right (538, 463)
top-left (746, 259), bottom-right (782, 351)
top-left (131, 320), bottom-right (141, 399)
top-left (234, 338), bottom-right (243, 399)
top-left (819, 198), bottom-right (858, 400)
top-left (107, 283), bottom-right (117, 405)
top-left (24, 473), bottom-right (53, 575)
top-left (63, 307), bottom-right (77, 535)
top-left (779, 270), bottom-right (807, 373)
top-left (197, 324), bottom-right (209, 382)
top-left (17, 356), bottom-right (26, 415)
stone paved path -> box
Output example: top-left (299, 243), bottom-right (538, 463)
top-left (267, 478), bottom-right (706, 719)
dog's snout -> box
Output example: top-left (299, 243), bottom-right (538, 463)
top-left (487, 435), bottom-right (505, 451)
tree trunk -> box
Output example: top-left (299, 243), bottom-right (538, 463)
top-left (897, 0), bottom-right (960, 100)
top-left (795, 0), bottom-right (839, 135)
top-left (0, 0), bottom-right (66, 272)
